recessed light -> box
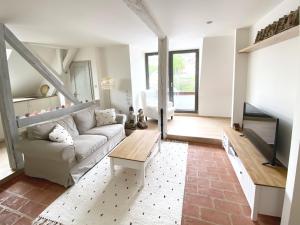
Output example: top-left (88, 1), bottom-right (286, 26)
top-left (206, 21), bottom-right (213, 24)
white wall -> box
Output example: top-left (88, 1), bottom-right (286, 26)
top-left (72, 45), bottom-right (142, 114)
top-left (246, 0), bottom-right (300, 166)
top-left (199, 36), bottom-right (234, 117)
top-left (245, 1), bottom-right (300, 224)
top-left (231, 28), bottom-right (250, 127)
top-left (8, 49), bottom-right (43, 97)
top-left (282, 82), bottom-right (300, 225)
top-left (129, 45), bottom-right (146, 111)
top-left (0, 113), bottom-right (4, 141)
top-left (99, 45), bottom-right (133, 114)
top-left (1, 44), bottom-right (63, 142)
top-left (7, 45), bottom-right (58, 98)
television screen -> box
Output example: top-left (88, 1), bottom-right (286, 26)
top-left (243, 103), bottom-right (279, 165)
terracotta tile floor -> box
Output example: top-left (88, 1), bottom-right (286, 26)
top-left (0, 143), bottom-right (281, 225)
top-left (182, 143), bottom-right (281, 225)
top-left (0, 175), bottom-right (65, 225)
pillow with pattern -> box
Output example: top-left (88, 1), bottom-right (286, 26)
top-left (49, 124), bottom-right (74, 145)
top-left (95, 108), bottom-right (117, 126)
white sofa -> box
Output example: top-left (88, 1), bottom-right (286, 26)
top-left (141, 89), bottom-right (175, 120)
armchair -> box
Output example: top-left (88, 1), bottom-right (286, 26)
top-left (141, 89), bottom-right (175, 121)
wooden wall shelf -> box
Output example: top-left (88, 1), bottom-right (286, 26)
top-left (239, 25), bottom-right (300, 53)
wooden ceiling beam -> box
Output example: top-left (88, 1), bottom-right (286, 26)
top-left (3, 24), bottom-right (80, 104)
top-left (17, 101), bottom-right (96, 128)
top-left (123, 0), bottom-right (165, 39)
top-left (0, 24), bottom-right (23, 169)
top-left (63, 48), bottom-right (78, 73)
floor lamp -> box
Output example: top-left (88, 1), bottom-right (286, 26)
top-left (100, 77), bottom-right (114, 108)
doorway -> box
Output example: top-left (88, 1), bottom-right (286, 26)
top-left (145, 49), bottom-right (199, 113)
top-left (169, 49), bottom-right (199, 113)
top-left (70, 61), bottom-right (94, 102)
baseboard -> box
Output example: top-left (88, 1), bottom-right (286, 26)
top-left (174, 113), bottom-right (230, 120)
top-left (0, 169), bottom-right (24, 185)
top-left (167, 134), bottom-right (222, 146)
top-left (174, 113), bottom-right (199, 117)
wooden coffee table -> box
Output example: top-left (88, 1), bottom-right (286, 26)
top-left (108, 130), bottom-right (161, 187)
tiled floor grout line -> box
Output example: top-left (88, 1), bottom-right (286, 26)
top-left (1, 189), bottom-right (51, 207)
top-left (1, 144), bottom-right (281, 225)
top-left (0, 203), bottom-right (32, 219)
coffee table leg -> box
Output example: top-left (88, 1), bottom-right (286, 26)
top-left (139, 163), bottom-right (145, 187)
top-left (158, 138), bottom-right (161, 152)
top-left (110, 158), bottom-right (115, 176)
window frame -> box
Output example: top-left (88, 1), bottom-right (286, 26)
top-left (145, 49), bottom-right (199, 113)
top-left (169, 49), bottom-right (199, 113)
top-left (145, 52), bottom-right (158, 89)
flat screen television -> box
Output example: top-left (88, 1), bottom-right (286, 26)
top-left (242, 103), bottom-right (279, 166)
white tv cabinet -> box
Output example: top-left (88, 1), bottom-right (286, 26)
top-left (222, 127), bottom-right (287, 221)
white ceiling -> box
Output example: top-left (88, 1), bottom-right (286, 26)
top-left (147, 0), bottom-right (283, 49)
top-left (0, 0), bottom-right (283, 50)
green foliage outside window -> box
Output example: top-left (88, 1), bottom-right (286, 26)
top-left (173, 54), bottom-right (195, 92)
top-left (148, 53), bottom-right (196, 92)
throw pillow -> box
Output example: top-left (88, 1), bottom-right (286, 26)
top-left (49, 124), bottom-right (74, 145)
top-left (95, 108), bottom-right (117, 126)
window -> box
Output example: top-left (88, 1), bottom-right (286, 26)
top-left (145, 53), bottom-right (158, 90)
top-left (145, 49), bottom-right (199, 112)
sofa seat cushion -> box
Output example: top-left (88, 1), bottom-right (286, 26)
top-left (73, 135), bottom-right (107, 161)
top-left (84, 124), bottom-right (123, 140)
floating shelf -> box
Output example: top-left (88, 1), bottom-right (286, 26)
top-left (239, 25), bottom-right (300, 53)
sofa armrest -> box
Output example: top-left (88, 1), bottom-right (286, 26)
top-left (116, 114), bottom-right (127, 126)
top-left (16, 139), bottom-right (76, 162)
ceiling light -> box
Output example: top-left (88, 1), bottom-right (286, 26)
top-left (206, 21), bottom-right (213, 24)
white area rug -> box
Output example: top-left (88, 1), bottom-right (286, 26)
top-left (33, 141), bottom-right (188, 225)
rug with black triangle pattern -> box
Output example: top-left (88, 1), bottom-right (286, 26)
top-left (33, 141), bottom-right (188, 225)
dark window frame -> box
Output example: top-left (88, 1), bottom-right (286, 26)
top-left (145, 52), bottom-right (158, 89)
top-left (145, 49), bottom-right (199, 113)
top-left (169, 49), bottom-right (199, 113)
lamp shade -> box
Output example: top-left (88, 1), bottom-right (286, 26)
top-left (101, 76), bottom-right (114, 90)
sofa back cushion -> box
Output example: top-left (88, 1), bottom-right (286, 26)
top-left (27, 115), bottom-right (80, 140)
top-left (72, 106), bottom-right (96, 134)
top-left (27, 121), bottom-right (56, 140)
top-left (56, 115), bottom-right (79, 138)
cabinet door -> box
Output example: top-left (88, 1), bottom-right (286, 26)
top-left (227, 147), bottom-right (239, 173)
top-left (237, 158), bottom-right (255, 207)
top-left (222, 134), bottom-right (229, 151)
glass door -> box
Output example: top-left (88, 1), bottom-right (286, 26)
top-left (169, 50), bottom-right (199, 112)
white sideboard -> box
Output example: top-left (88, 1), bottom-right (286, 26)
top-left (222, 127), bottom-right (287, 221)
